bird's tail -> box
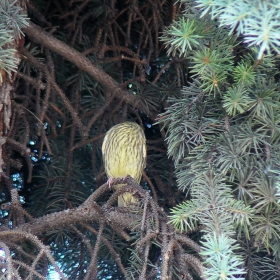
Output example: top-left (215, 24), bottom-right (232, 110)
top-left (116, 184), bottom-right (137, 207)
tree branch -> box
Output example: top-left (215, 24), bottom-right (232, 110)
top-left (8, 196), bottom-right (140, 238)
top-left (22, 22), bottom-right (143, 111)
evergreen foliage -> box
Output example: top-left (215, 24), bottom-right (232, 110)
top-left (0, 0), bottom-right (28, 78)
top-left (194, 0), bottom-right (280, 59)
top-left (159, 0), bottom-right (280, 279)
top-left (1, 0), bottom-right (280, 279)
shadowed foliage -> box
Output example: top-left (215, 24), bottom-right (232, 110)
top-left (1, 0), bottom-right (280, 279)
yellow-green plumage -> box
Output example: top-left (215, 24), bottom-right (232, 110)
top-left (102, 122), bottom-right (147, 207)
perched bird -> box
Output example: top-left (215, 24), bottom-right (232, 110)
top-left (102, 122), bottom-right (146, 207)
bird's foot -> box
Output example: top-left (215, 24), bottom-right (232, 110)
top-left (107, 177), bottom-right (114, 189)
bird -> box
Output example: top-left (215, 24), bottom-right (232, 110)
top-left (102, 122), bottom-right (147, 207)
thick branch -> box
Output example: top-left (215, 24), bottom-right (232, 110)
top-left (8, 202), bottom-right (140, 238)
top-left (22, 22), bottom-right (142, 110)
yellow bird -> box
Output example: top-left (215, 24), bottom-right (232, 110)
top-left (102, 122), bottom-right (147, 207)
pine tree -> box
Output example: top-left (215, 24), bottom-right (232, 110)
top-left (1, 0), bottom-right (280, 279)
top-left (0, 0), bottom-right (202, 279)
top-left (159, 0), bottom-right (280, 279)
